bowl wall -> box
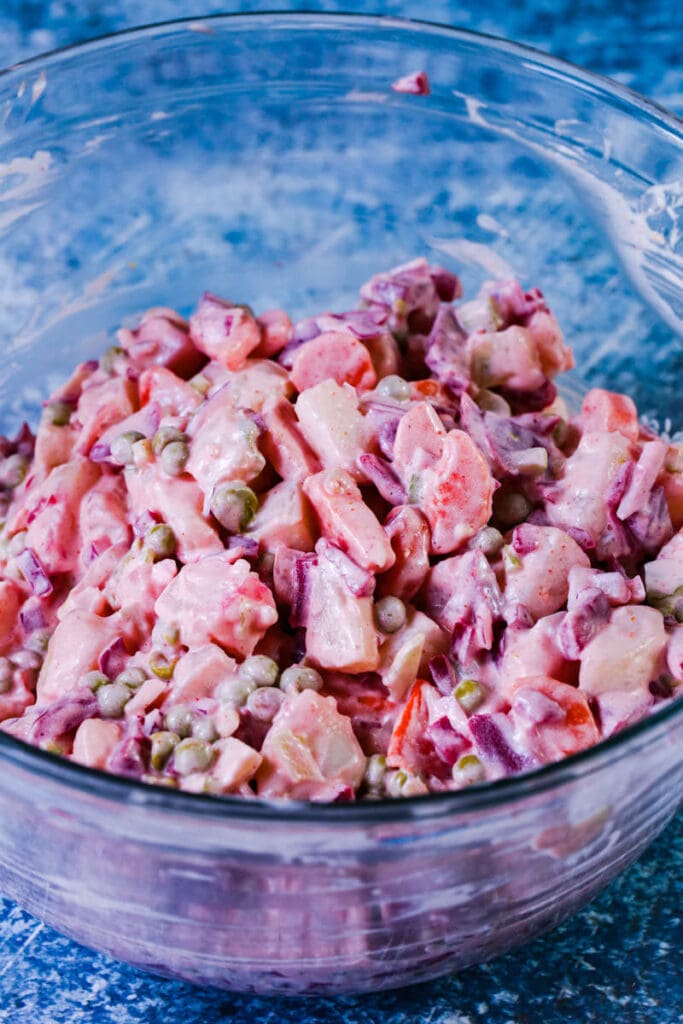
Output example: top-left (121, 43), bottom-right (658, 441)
top-left (0, 14), bottom-right (682, 994)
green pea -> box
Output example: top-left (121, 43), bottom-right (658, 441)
top-left (454, 679), bottom-right (486, 715)
top-left (364, 754), bottom-right (387, 790)
top-left (100, 345), bottom-right (125, 374)
top-left (374, 596), bottom-right (406, 634)
top-left (132, 438), bottom-right (154, 466)
top-left (173, 738), bottom-right (214, 776)
top-left (83, 670), bottom-right (109, 693)
top-left (97, 681), bottom-right (132, 718)
top-left (164, 705), bottom-right (193, 738)
top-left (386, 769), bottom-right (409, 798)
top-left (149, 653), bottom-right (176, 679)
top-left (192, 717), bottom-right (219, 743)
top-left (471, 526), bottom-right (504, 557)
top-left (44, 401), bottom-right (72, 427)
top-left (210, 481), bottom-right (258, 532)
top-left (239, 655), bottom-right (279, 688)
top-left (25, 629), bottom-right (51, 655)
top-left (152, 426), bottom-right (187, 455)
top-left (452, 753), bottom-right (485, 785)
top-left (160, 440), bottom-right (189, 477)
top-left (114, 667), bottom-right (147, 690)
top-left (150, 730), bottom-right (179, 770)
top-left (246, 686), bottom-right (285, 722)
top-left (110, 430), bottom-right (145, 466)
top-left (216, 675), bottom-right (256, 708)
top-left (279, 664), bottom-right (323, 694)
top-left (495, 491), bottom-right (532, 527)
top-left (189, 374), bottom-right (211, 397)
top-left (146, 523), bottom-right (176, 560)
top-left (377, 374), bottom-right (410, 402)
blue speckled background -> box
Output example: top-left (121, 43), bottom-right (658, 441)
top-left (0, 3), bottom-right (681, 1022)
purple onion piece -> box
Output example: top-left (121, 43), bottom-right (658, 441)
top-left (498, 379), bottom-right (557, 414)
top-left (488, 281), bottom-right (546, 327)
top-left (468, 713), bottom-right (530, 774)
top-left (429, 266), bottom-right (461, 302)
top-left (19, 600), bottom-right (46, 633)
top-left (511, 524), bottom-right (539, 556)
top-left (358, 454), bottom-right (406, 506)
top-left (107, 734), bottom-right (150, 777)
top-left (428, 654), bottom-right (457, 696)
top-left (278, 317), bottom-right (320, 367)
top-left (625, 486), bottom-right (673, 556)
top-left (606, 460), bottom-right (634, 510)
top-left (443, 550), bottom-right (504, 664)
top-left (29, 690), bottom-right (98, 744)
top-left (321, 309), bottom-right (388, 339)
top-left (505, 603), bottom-right (535, 630)
top-left (144, 708), bottom-right (165, 735)
top-left (14, 422), bottom-right (36, 459)
top-left (99, 636), bottom-right (128, 679)
top-left (564, 526), bottom-right (596, 552)
top-left (556, 589), bottom-right (611, 660)
top-left (424, 306), bottom-right (470, 392)
top-left (316, 540), bottom-right (375, 597)
top-left (290, 554), bottom-right (317, 628)
top-left (16, 548), bottom-right (53, 597)
top-left (88, 442), bottom-right (112, 464)
top-left (227, 534), bottom-right (260, 561)
top-left (83, 542), bottom-right (102, 566)
top-left (426, 716), bottom-right (469, 767)
top-left (133, 510), bottom-right (161, 538)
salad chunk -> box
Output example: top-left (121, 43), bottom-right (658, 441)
top-left (0, 257), bottom-right (681, 801)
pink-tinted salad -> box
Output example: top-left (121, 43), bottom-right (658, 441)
top-left (0, 258), bottom-right (681, 801)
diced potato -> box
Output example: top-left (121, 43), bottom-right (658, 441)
top-left (579, 605), bottom-right (667, 696)
top-left (154, 553), bottom-right (277, 658)
top-left (295, 380), bottom-right (366, 481)
top-left (504, 525), bottom-right (590, 620)
top-left (258, 690), bottom-right (365, 799)
top-left (303, 469), bottom-right (394, 573)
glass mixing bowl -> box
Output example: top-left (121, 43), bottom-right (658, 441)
top-left (0, 13), bottom-right (681, 996)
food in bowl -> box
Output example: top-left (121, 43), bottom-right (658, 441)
top-left (0, 257), bottom-right (680, 802)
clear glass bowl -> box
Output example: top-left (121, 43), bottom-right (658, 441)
top-left (0, 13), bottom-right (681, 996)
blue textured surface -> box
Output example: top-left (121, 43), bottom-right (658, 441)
top-left (0, 3), bottom-right (681, 1022)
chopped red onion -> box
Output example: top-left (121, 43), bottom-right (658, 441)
top-left (29, 690), bottom-right (98, 744)
top-left (227, 534), bottom-right (260, 560)
top-left (133, 510), bottom-right (161, 538)
top-left (16, 548), bottom-right (53, 597)
top-left (107, 734), bottom-right (150, 777)
top-left (19, 600), bottom-right (46, 633)
top-left (469, 713), bottom-right (531, 774)
top-left (426, 716), bottom-right (469, 766)
top-left (428, 654), bottom-right (457, 696)
top-left (625, 486), bottom-right (673, 556)
top-left (316, 539), bottom-right (375, 597)
top-left (290, 553), bottom-right (317, 628)
top-left (424, 307), bottom-right (469, 392)
top-left (358, 454), bottom-right (406, 506)
top-left (318, 309), bottom-right (388, 339)
top-left (88, 442), bottom-right (112, 463)
top-left (556, 588), bottom-right (611, 660)
top-left (429, 266), bottom-right (461, 302)
top-left (98, 636), bottom-right (129, 679)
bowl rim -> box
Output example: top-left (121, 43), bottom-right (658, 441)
top-left (1, 9), bottom-right (682, 134)
top-left (0, 10), bottom-right (681, 825)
